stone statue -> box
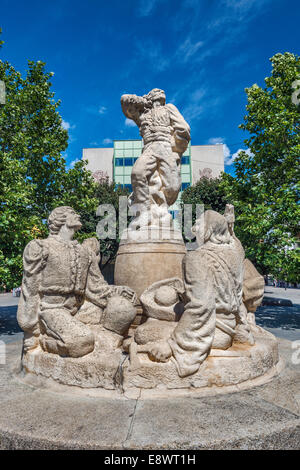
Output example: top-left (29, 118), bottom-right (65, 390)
top-left (17, 206), bottom-right (137, 358)
top-left (130, 206), bottom-right (254, 378)
top-left (121, 88), bottom-right (190, 229)
top-left (16, 92), bottom-right (280, 394)
top-left (242, 258), bottom-right (265, 332)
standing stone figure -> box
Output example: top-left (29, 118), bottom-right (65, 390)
top-left (121, 89), bottom-right (190, 228)
top-left (17, 206), bottom-right (136, 358)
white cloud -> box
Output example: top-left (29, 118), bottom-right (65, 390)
top-left (98, 106), bottom-right (107, 115)
top-left (223, 144), bottom-right (231, 163)
top-left (225, 147), bottom-right (253, 166)
top-left (207, 137), bottom-right (225, 145)
top-left (103, 138), bottom-right (113, 144)
top-left (62, 119), bottom-right (71, 130)
top-left (125, 118), bottom-right (137, 127)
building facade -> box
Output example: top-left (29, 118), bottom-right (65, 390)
top-left (82, 140), bottom-right (224, 215)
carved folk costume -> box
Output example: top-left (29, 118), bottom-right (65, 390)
top-left (121, 89), bottom-right (190, 227)
top-left (17, 207), bottom-right (136, 358)
top-left (169, 210), bottom-right (246, 377)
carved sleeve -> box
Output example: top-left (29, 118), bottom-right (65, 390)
top-left (17, 239), bottom-right (48, 333)
top-left (120, 94), bottom-right (146, 126)
top-left (166, 103), bottom-right (191, 154)
top-left (168, 251), bottom-right (216, 377)
top-left (85, 252), bottom-right (112, 308)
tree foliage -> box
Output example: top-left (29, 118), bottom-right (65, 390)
top-left (0, 56), bottom-right (100, 289)
top-left (223, 52), bottom-right (300, 281)
top-left (181, 176), bottom-right (229, 214)
top-left (79, 181), bottom-right (129, 270)
top-left (180, 176), bottom-right (231, 241)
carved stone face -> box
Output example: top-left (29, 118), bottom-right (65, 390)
top-left (148, 89), bottom-right (166, 106)
top-left (66, 210), bottom-right (82, 231)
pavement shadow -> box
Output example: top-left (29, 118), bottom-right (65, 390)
top-left (0, 302), bottom-right (299, 337)
top-left (0, 305), bottom-right (22, 336)
top-left (256, 304), bottom-right (300, 330)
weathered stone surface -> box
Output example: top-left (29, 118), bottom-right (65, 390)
top-left (124, 332), bottom-right (280, 391)
top-left (121, 89), bottom-right (190, 230)
top-left (17, 206), bottom-right (137, 381)
top-left (0, 338), bottom-right (299, 450)
top-left (128, 207), bottom-right (257, 376)
top-left (114, 238), bottom-right (186, 305)
top-left (22, 326), bottom-right (124, 389)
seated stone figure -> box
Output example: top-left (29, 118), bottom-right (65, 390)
top-left (134, 206), bottom-right (254, 377)
top-left (133, 277), bottom-right (185, 346)
top-left (17, 206), bottom-right (137, 358)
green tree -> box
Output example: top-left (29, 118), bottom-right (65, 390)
top-left (79, 181), bottom-right (129, 270)
top-left (181, 176), bottom-right (229, 213)
top-left (180, 175), bottom-right (231, 241)
top-left (0, 28), bottom-right (4, 49)
top-left (223, 52), bottom-right (300, 281)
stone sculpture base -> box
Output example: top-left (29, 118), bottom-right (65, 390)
top-left (2, 336), bottom-right (299, 449)
top-left (21, 330), bottom-right (280, 393)
top-left (22, 325), bottom-right (124, 390)
top-left (114, 231), bottom-right (186, 325)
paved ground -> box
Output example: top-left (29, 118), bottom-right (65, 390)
top-left (1, 287), bottom-right (299, 343)
top-left (255, 287), bottom-right (300, 342)
top-left (0, 335), bottom-right (299, 449)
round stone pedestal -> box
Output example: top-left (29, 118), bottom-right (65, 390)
top-left (1, 336), bottom-right (300, 449)
top-left (20, 330), bottom-right (281, 395)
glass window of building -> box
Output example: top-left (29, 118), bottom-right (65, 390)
top-left (124, 184), bottom-right (132, 192)
top-left (124, 158), bottom-right (133, 166)
top-left (181, 156), bottom-right (190, 165)
top-left (115, 158), bottom-right (124, 166)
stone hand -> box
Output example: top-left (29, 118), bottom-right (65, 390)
top-left (115, 286), bottom-right (137, 304)
top-left (148, 341), bottom-right (172, 363)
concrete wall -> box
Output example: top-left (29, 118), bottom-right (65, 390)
top-left (191, 144), bottom-right (224, 183)
top-left (83, 148), bottom-right (114, 181)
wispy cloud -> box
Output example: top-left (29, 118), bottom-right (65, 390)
top-left (69, 158), bottom-right (80, 168)
top-left (176, 37), bottom-right (204, 63)
top-left (182, 88), bottom-right (207, 122)
top-left (125, 118), bottom-right (137, 127)
top-left (135, 38), bottom-right (169, 72)
top-left (207, 137), bottom-right (225, 145)
top-left (86, 105), bottom-right (107, 115)
top-left (136, 0), bottom-right (158, 17)
top-left (102, 138), bottom-right (113, 144)
top-left (61, 119), bottom-right (75, 131)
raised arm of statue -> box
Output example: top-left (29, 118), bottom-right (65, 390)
top-left (121, 94), bottom-right (147, 126)
top-left (17, 239), bottom-right (48, 334)
top-left (166, 103), bottom-right (191, 154)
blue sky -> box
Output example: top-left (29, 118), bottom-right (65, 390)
top-left (1, 0), bottom-right (299, 174)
